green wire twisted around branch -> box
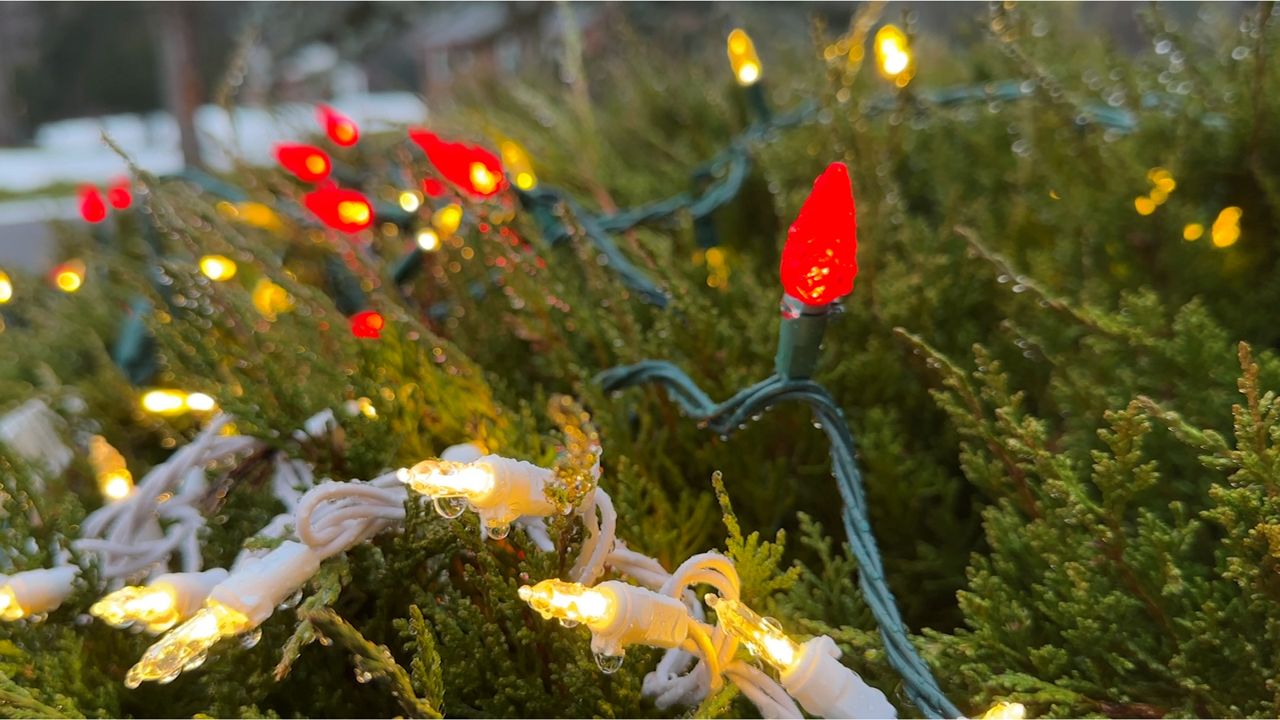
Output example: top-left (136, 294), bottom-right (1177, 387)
top-left (596, 360), bottom-right (962, 719)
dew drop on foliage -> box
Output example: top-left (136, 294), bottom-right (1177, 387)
top-left (241, 628), bottom-right (263, 649)
top-left (594, 652), bottom-right (625, 674)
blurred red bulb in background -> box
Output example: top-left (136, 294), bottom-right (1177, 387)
top-left (318, 105), bottom-right (359, 147)
top-left (408, 130), bottom-right (505, 198)
top-left (275, 144), bottom-right (332, 183)
top-left (106, 179), bottom-right (133, 210)
top-left (79, 185), bottom-right (107, 223)
top-left (350, 310), bottom-right (385, 339)
top-left (304, 187), bottom-right (373, 234)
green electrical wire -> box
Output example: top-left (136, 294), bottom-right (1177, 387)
top-left (596, 360), bottom-right (962, 718)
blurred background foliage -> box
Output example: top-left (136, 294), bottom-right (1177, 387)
top-left (1, 1), bottom-right (1279, 718)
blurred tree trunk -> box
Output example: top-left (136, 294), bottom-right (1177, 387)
top-left (157, 3), bottom-right (203, 167)
top-left (0, 2), bottom-right (39, 146)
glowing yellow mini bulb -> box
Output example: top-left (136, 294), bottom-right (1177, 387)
top-left (125, 600), bottom-right (250, 688)
top-left (199, 255), bottom-right (237, 282)
top-left (1183, 223), bottom-right (1204, 241)
top-left (1134, 196), bottom-right (1156, 216)
top-left (1211, 206), bottom-right (1243, 248)
top-left (54, 260), bottom-right (86, 293)
top-left (981, 701), bottom-right (1027, 720)
top-left (874, 25), bottom-right (915, 86)
top-left (91, 585), bottom-right (180, 633)
top-left (234, 202), bottom-right (285, 233)
top-left (469, 163), bottom-right (498, 195)
top-left (400, 459), bottom-right (496, 503)
top-left (141, 389), bottom-right (188, 416)
top-left (101, 471), bottom-right (134, 501)
top-left (433, 203), bottom-right (463, 237)
top-left (90, 435), bottom-right (133, 500)
top-left (0, 585), bottom-right (23, 621)
top-left (705, 594), bottom-right (801, 672)
top-left (726, 29), bottom-right (762, 86)
top-left (185, 393), bottom-right (216, 412)
top-left (499, 140), bottom-right (538, 190)
top-left (518, 579), bottom-right (614, 627)
top-left (416, 228), bottom-right (441, 252)
top-left (399, 191), bottom-right (423, 213)
top-left (252, 278), bottom-right (293, 319)
top-left (0, 269), bottom-right (12, 304)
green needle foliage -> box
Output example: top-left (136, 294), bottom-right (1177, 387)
top-left (1, 3), bottom-right (1279, 717)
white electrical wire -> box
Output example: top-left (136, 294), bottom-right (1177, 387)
top-left (75, 414), bottom-right (258, 585)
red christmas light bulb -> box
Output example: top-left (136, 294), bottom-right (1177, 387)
top-left (779, 162), bottom-right (858, 306)
top-left (408, 130), bottom-right (505, 198)
top-left (350, 310), bottom-right (385, 339)
top-left (79, 185), bottom-right (107, 223)
top-left (275, 144), bottom-right (332, 183)
top-left (318, 105), bottom-right (359, 147)
top-left (304, 187), bottom-right (373, 234)
top-left (106, 179), bottom-right (133, 210)
top-left (422, 178), bottom-right (447, 198)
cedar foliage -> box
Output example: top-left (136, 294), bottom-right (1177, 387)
top-left (1, 3), bottom-right (1279, 718)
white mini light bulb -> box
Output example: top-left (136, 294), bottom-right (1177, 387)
top-left (401, 453), bottom-right (559, 537)
top-left (126, 542), bottom-right (321, 687)
top-left (708, 595), bottom-right (895, 719)
top-left (0, 566), bottom-right (79, 621)
top-left (91, 569), bottom-right (229, 633)
top-left (519, 579), bottom-right (690, 662)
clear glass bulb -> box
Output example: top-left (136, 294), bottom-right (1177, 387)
top-left (518, 579), bottom-right (614, 627)
top-left (401, 459), bottom-right (496, 504)
top-left (91, 585), bottom-right (181, 633)
top-left (705, 594), bottom-right (801, 672)
top-left (125, 601), bottom-right (251, 688)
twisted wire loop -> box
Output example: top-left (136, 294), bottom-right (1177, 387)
top-left (596, 360), bottom-right (961, 719)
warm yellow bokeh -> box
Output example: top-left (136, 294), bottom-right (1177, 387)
top-left (726, 29), bottom-right (762, 86)
top-left (199, 255), bottom-right (237, 282)
top-left (433, 204), bottom-right (463, 237)
top-left (398, 191), bottom-right (423, 213)
top-left (53, 260), bottom-right (86, 293)
top-left (874, 25), bottom-right (915, 86)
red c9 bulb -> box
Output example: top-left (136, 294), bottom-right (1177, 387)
top-left (275, 144), bottom-right (332, 183)
top-left (304, 187), bottom-right (373, 234)
top-left (318, 105), bottom-right (359, 147)
top-left (408, 130), bottom-right (505, 198)
top-left (779, 162), bottom-right (858, 306)
top-left (106, 179), bottom-right (133, 210)
top-left (79, 185), bottom-right (107, 223)
top-left (350, 310), bottom-right (385, 339)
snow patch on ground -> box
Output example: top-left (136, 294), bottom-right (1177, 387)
top-left (0, 92), bottom-right (428, 193)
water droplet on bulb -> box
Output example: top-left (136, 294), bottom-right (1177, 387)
top-left (433, 496), bottom-right (468, 519)
top-left (184, 653), bottom-right (208, 672)
top-left (241, 628), bottom-right (263, 649)
top-left (278, 590), bottom-right (303, 610)
top-left (594, 652), bottom-right (625, 674)
top-left (558, 618), bottom-right (580, 629)
top-left (486, 522), bottom-right (512, 540)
